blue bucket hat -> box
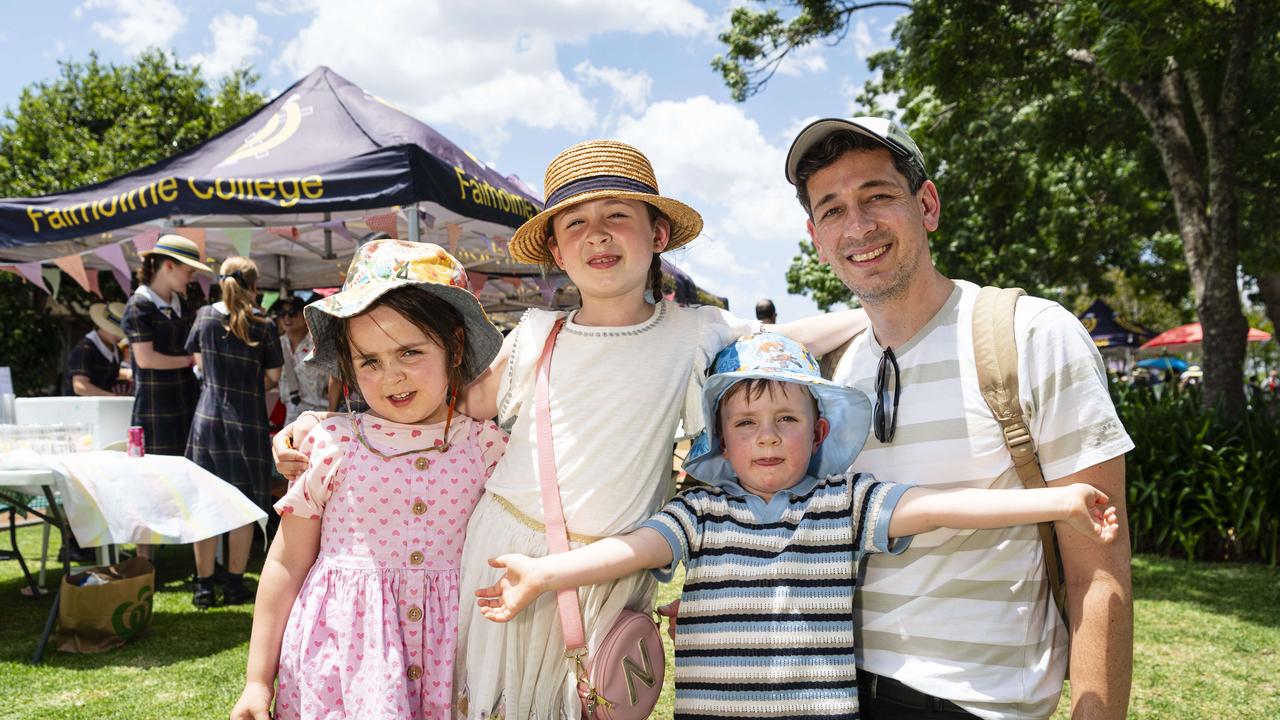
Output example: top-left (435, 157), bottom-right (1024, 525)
top-left (683, 332), bottom-right (873, 487)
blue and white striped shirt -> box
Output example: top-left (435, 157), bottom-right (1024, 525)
top-left (640, 471), bottom-right (910, 719)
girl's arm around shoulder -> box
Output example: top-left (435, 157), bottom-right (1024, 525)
top-left (886, 482), bottom-right (1120, 544)
top-left (274, 416), bottom-right (354, 520)
top-left (457, 327), bottom-right (518, 421)
top-left (767, 308), bottom-right (869, 356)
top-left (474, 527), bottom-right (673, 623)
top-left (231, 512), bottom-right (321, 720)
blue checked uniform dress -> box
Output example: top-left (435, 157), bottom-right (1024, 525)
top-left (64, 334), bottom-right (120, 394)
top-left (122, 292), bottom-right (198, 455)
top-left (184, 306), bottom-right (284, 512)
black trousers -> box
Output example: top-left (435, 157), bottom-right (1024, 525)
top-left (858, 671), bottom-right (982, 720)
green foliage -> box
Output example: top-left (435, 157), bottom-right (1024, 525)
top-left (0, 51), bottom-right (262, 396)
top-left (785, 239), bottom-right (855, 310)
top-left (0, 274), bottom-right (62, 395)
top-left (1117, 385), bottom-right (1280, 564)
top-left (0, 49), bottom-right (263, 197)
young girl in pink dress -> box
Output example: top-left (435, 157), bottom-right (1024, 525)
top-left (230, 240), bottom-right (507, 720)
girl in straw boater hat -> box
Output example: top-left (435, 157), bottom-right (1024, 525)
top-left (185, 256), bottom-right (284, 609)
top-left (121, 234), bottom-right (212, 559)
top-left (232, 240), bottom-right (508, 720)
top-left (272, 140), bottom-right (867, 718)
top-left (66, 302), bottom-right (127, 396)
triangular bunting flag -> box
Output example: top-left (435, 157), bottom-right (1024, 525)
top-left (174, 227), bottom-right (207, 260)
top-left (111, 267), bottom-right (132, 293)
top-left (54, 253), bottom-right (93, 293)
top-left (227, 228), bottom-right (253, 258)
top-left (94, 242), bottom-right (132, 279)
top-left (446, 223), bottom-right (461, 255)
top-left (268, 226), bottom-right (299, 244)
top-left (469, 272), bottom-right (489, 298)
top-left (364, 211), bottom-right (400, 239)
top-left (131, 228), bottom-right (160, 255)
top-left (420, 209), bottom-right (436, 229)
top-left (262, 291), bottom-right (280, 311)
top-left (317, 219), bottom-right (358, 243)
top-left (196, 272), bottom-right (213, 298)
top-left (8, 262), bottom-right (49, 293)
top-left (42, 267), bottom-right (62, 297)
top-left (86, 269), bottom-right (102, 298)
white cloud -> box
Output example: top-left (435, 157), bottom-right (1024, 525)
top-left (279, 0), bottom-right (711, 157)
top-left (852, 20), bottom-right (877, 60)
top-left (775, 44), bottom-right (828, 77)
top-left (189, 14), bottom-right (270, 79)
top-left (613, 96), bottom-right (817, 318)
top-left (574, 61), bottom-right (652, 115)
top-left (77, 0), bottom-right (186, 53)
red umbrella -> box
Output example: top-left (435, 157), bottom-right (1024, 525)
top-left (1139, 322), bottom-right (1272, 354)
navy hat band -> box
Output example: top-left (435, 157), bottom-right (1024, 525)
top-left (154, 242), bottom-right (201, 261)
top-left (544, 175), bottom-right (658, 208)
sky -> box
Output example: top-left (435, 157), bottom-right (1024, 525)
top-left (0, 0), bottom-right (907, 320)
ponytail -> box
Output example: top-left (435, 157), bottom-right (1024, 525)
top-left (217, 256), bottom-right (266, 346)
top-left (645, 204), bottom-right (670, 303)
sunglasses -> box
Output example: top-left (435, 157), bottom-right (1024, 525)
top-left (276, 307), bottom-right (302, 317)
top-left (874, 346), bottom-right (900, 443)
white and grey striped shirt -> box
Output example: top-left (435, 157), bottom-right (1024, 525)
top-left (836, 280), bottom-right (1133, 720)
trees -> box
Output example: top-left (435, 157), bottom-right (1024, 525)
top-left (717, 1), bottom-right (1278, 416)
top-left (0, 50), bottom-right (262, 394)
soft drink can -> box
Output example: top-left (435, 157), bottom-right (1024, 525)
top-left (127, 426), bottom-right (145, 457)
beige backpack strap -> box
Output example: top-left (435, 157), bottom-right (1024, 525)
top-left (819, 328), bottom-right (866, 381)
top-left (972, 286), bottom-right (1068, 624)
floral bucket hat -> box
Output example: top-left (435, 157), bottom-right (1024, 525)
top-left (683, 332), bottom-right (873, 487)
top-left (303, 240), bottom-right (502, 384)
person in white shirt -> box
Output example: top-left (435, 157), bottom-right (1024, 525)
top-left (783, 117), bottom-right (1135, 720)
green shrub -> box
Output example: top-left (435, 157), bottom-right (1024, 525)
top-left (1116, 384), bottom-right (1280, 564)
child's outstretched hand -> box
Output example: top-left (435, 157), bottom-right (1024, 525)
top-left (229, 681), bottom-right (274, 720)
top-left (1061, 484), bottom-right (1120, 543)
top-left (474, 555), bottom-right (547, 623)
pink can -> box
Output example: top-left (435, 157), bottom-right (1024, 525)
top-left (127, 426), bottom-right (145, 457)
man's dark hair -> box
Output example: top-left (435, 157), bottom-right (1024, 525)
top-left (755, 298), bottom-right (777, 323)
top-left (794, 130), bottom-right (927, 217)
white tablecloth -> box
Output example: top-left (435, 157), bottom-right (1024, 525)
top-left (0, 449), bottom-right (267, 547)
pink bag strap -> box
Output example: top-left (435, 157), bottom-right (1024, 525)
top-left (534, 317), bottom-right (589, 653)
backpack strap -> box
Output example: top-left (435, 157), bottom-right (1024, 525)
top-left (972, 286), bottom-right (1068, 624)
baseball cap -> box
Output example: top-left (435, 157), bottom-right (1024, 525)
top-left (785, 116), bottom-right (926, 185)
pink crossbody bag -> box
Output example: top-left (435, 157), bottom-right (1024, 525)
top-left (534, 318), bottom-right (665, 719)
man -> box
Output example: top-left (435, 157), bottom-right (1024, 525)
top-left (786, 117), bottom-right (1133, 719)
top-left (755, 298), bottom-right (778, 324)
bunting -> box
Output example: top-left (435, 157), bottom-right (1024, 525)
top-left (446, 223), bottom-right (461, 255)
top-left (173, 227), bottom-right (207, 260)
top-left (86, 269), bottom-right (102, 298)
top-left (41, 267), bottom-right (62, 297)
top-left (226, 228), bottom-right (253, 258)
top-left (54, 254), bottom-right (92, 293)
top-left (364, 211), bottom-right (400, 239)
top-left (196, 272), bottom-right (212, 298)
top-left (7, 262), bottom-right (48, 292)
top-left (469, 272), bottom-right (489, 298)
top-left (268, 226), bottom-right (299, 242)
top-left (131, 228), bottom-right (160, 255)
top-left (262, 291), bottom-right (280, 311)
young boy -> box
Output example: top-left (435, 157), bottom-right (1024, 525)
top-left (474, 332), bottom-right (1118, 718)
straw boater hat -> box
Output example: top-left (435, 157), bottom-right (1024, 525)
top-left (508, 140), bottom-right (704, 264)
top-left (683, 332), bottom-right (873, 487)
top-left (139, 234), bottom-right (213, 273)
top-left (89, 302), bottom-right (127, 339)
top-left (303, 240), bottom-right (502, 384)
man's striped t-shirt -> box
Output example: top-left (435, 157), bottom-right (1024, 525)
top-left (835, 280), bottom-right (1133, 720)
top-left (641, 470), bottom-right (910, 719)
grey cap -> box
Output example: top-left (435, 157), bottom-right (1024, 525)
top-left (785, 116), bottom-right (926, 185)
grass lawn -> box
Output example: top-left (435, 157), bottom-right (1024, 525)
top-left (1, 524), bottom-right (1276, 719)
